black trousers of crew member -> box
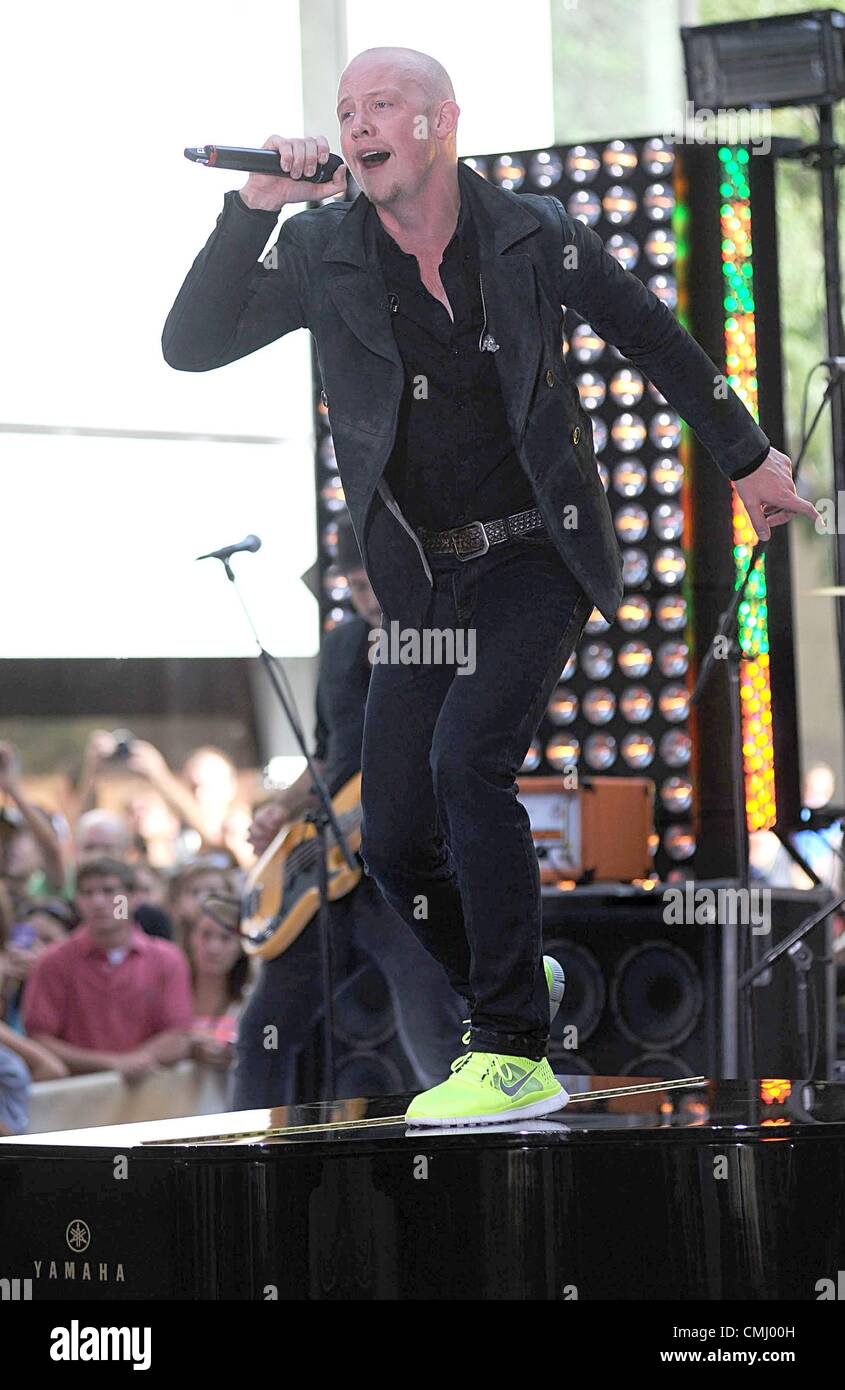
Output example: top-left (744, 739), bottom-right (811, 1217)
top-left (359, 532), bottom-right (592, 1062)
top-left (232, 874), bottom-right (465, 1109)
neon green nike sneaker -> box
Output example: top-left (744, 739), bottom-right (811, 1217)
top-left (405, 1051), bottom-right (569, 1127)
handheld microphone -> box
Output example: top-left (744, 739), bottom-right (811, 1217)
top-left (184, 146), bottom-right (344, 183)
top-left (196, 534), bottom-right (262, 563)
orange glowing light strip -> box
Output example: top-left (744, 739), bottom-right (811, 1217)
top-left (719, 147), bottom-right (776, 832)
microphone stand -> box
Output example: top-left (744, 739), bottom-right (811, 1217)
top-left (203, 550), bottom-right (358, 1103)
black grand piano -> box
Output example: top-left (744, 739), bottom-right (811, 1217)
top-left (1, 1075), bottom-right (844, 1300)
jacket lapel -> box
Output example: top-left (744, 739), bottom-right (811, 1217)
top-left (323, 193), bottom-right (402, 369)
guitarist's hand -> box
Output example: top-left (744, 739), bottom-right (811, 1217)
top-left (248, 797), bottom-right (292, 857)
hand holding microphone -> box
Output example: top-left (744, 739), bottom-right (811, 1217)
top-left (234, 134), bottom-right (347, 212)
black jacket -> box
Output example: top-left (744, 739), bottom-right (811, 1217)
top-left (162, 160), bottom-right (770, 625)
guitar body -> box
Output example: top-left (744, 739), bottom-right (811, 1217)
top-left (240, 773), bottom-right (363, 961)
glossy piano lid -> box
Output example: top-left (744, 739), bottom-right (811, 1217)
top-left (3, 1076), bottom-right (845, 1154)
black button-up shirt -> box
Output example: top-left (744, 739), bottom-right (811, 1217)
top-left (371, 196), bottom-right (536, 532)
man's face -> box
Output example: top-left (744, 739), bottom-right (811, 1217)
top-left (336, 61), bottom-right (434, 207)
top-left (75, 875), bottom-right (127, 934)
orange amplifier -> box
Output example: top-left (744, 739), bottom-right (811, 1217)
top-left (516, 775), bottom-right (655, 884)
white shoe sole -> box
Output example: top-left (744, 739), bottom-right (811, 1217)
top-left (405, 1085), bottom-right (571, 1128)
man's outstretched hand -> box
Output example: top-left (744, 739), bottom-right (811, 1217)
top-left (733, 446), bottom-right (820, 542)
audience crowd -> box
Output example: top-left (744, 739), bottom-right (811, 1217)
top-left (0, 734), bottom-right (259, 1134)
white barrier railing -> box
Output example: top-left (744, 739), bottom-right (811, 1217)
top-left (25, 1060), bottom-right (232, 1134)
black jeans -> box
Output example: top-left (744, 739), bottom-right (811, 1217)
top-left (232, 874), bottom-right (465, 1109)
top-left (359, 533), bottom-right (592, 1061)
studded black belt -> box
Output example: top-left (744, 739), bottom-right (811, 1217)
top-left (416, 506), bottom-right (548, 560)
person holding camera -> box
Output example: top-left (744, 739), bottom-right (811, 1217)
top-left (76, 730), bottom-right (250, 868)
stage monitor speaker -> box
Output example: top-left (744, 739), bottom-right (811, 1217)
top-left (542, 884), bottom-right (836, 1078)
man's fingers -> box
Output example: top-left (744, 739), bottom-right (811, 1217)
top-left (788, 494), bottom-right (823, 524)
top-left (762, 491), bottom-right (816, 518)
top-left (744, 489), bottom-right (822, 537)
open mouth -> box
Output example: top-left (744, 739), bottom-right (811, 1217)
top-left (359, 150), bottom-right (391, 168)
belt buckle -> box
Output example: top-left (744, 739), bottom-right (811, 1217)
top-left (452, 521), bottom-right (490, 561)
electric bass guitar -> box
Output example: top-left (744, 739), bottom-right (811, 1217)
top-left (239, 773), bottom-right (363, 961)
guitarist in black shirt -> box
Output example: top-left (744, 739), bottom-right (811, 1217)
top-left (232, 520), bottom-right (464, 1108)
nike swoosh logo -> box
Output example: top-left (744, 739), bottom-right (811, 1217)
top-left (499, 1068), bottom-right (539, 1097)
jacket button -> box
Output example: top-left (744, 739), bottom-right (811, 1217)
top-left (545, 369), bottom-right (556, 387)
top-left (572, 425), bottom-right (581, 445)
top-left (320, 389), bottom-right (328, 408)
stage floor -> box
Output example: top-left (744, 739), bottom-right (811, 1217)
top-left (2, 1076), bottom-right (844, 1299)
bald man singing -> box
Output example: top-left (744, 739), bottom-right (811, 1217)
top-left (164, 47), bottom-right (817, 1126)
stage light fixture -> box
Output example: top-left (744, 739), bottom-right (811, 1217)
top-left (661, 776), bottom-right (693, 812)
top-left (603, 185), bottom-right (638, 225)
top-left (622, 549), bottom-right (650, 587)
top-left (566, 188), bottom-right (602, 225)
top-left (610, 369), bottom-right (645, 407)
top-left (546, 735), bottom-right (581, 770)
top-left (641, 138), bottom-right (675, 177)
top-left (548, 687), bottom-right (579, 726)
top-left (565, 145), bottom-right (601, 183)
top-left (621, 686), bottom-right (654, 723)
top-left (682, 11), bottom-right (845, 110)
top-left (617, 595), bottom-right (652, 633)
top-left (530, 151), bottom-right (564, 186)
top-left (612, 413), bottom-right (648, 452)
top-left (585, 733), bottom-right (618, 769)
top-left (582, 641), bottom-right (615, 680)
top-left (643, 184), bottom-right (675, 221)
top-left (615, 505), bottom-right (650, 544)
top-left (613, 460), bottom-right (647, 497)
top-left (660, 731), bottom-right (692, 767)
top-left (603, 140), bottom-right (639, 177)
top-left (622, 733), bottom-right (656, 769)
top-left (651, 457), bottom-right (684, 495)
top-left (652, 502), bottom-right (684, 542)
top-left (576, 372), bottom-right (606, 409)
top-left (645, 227), bottom-right (676, 267)
top-left (492, 154), bottom-right (526, 189)
top-left (657, 641), bottom-right (689, 678)
top-left (606, 232), bottom-right (640, 269)
top-left (619, 641), bottom-right (653, 679)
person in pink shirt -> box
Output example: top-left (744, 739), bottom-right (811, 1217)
top-left (23, 857), bottom-right (193, 1082)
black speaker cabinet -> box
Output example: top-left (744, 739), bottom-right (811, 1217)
top-left (297, 961), bottom-right (420, 1102)
top-left (541, 883), bottom-right (836, 1079)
